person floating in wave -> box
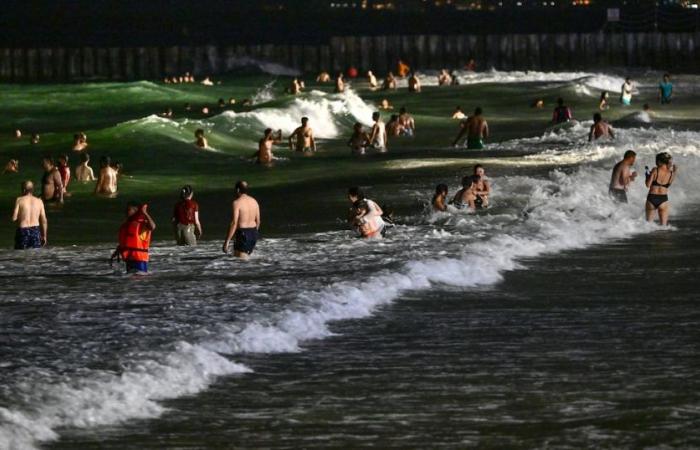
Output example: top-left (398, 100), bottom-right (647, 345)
top-left (452, 106), bottom-right (465, 120)
top-left (3, 159), bottom-right (19, 174)
top-left (194, 128), bottom-right (208, 149)
top-left (453, 107), bottom-right (489, 150)
top-left (367, 70), bottom-right (378, 89)
top-left (438, 69), bottom-right (452, 86)
top-left (382, 72), bottom-right (397, 90)
top-left (379, 98), bottom-right (393, 110)
top-left (398, 107), bottom-right (415, 137)
top-left (369, 112), bottom-right (388, 152)
top-left (599, 91), bottom-right (610, 111)
top-left (588, 113), bottom-right (615, 142)
top-left (289, 117), bottom-right (316, 153)
top-left (432, 184), bottom-right (449, 212)
top-left (257, 128), bottom-right (283, 164)
top-left (551, 97), bottom-right (573, 125)
top-left (95, 156), bottom-right (118, 197)
top-left (41, 157), bottom-right (64, 204)
top-left (609, 150), bottom-right (637, 203)
top-left (645, 152), bottom-right (677, 226)
top-left (408, 73), bottom-right (421, 93)
top-left (75, 153), bottom-right (95, 182)
top-left (620, 77), bottom-right (633, 106)
top-left (397, 59), bottom-right (410, 78)
top-left (335, 73), bottom-right (345, 93)
top-left (223, 181), bottom-right (260, 259)
top-left (111, 201), bottom-right (156, 274)
top-left (316, 71), bottom-right (331, 83)
top-left (172, 185), bottom-right (202, 246)
top-left (12, 180), bottom-right (47, 249)
top-left (72, 132), bottom-right (88, 151)
top-left (347, 187), bottom-right (385, 238)
top-left (348, 123), bottom-right (370, 155)
top-left (659, 73), bottom-right (673, 105)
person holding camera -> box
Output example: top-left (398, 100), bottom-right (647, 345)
top-left (112, 201), bottom-right (157, 274)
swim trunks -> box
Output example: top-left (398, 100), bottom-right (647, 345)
top-left (621, 97), bottom-right (631, 106)
top-left (14, 226), bottom-right (41, 250)
top-left (234, 228), bottom-right (258, 255)
top-left (609, 188), bottom-right (628, 203)
top-left (467, 137), bottom-right (484, 150)
top-left (125, 260), bottom-right (148, 273)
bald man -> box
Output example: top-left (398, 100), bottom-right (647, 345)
top-left (12, 181), bottom-right (47, 249)
top-left (223, 181), bottom-right (260, 259)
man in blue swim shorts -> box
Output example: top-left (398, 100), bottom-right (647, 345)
top-left (223, 181), bottom-right (261, 259)
top-left (12, 181), bottom-right (47, 249)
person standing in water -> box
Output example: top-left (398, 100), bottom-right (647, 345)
top-left (75, 153), bottom-right (96, 182)
top-left (453, 107), bottom-right (489, 150)
top-left (348, 123), bottom-right (370, 155)
top-left (12, 181), bottom-right (47, 249)
top-left (645, 152), bottom-right (677, 226)
top-left (369, 112), bottom-right (388, 152)
top-left (289, 117), bottom-right (316, 153)
top-left (552, 98), bottom-right (573, 124)
top-left (95, 156), bottom-right (118, 196)
top-left (599, 91), bottom-right (610, 110)
top-left (588, 113), bottom-right (615, 142)
top-left (408, 73), bottom-right (421, 93)
top-left (172, 185), bottom-right (202, 246)
top-left (194, 129), bottom-right (208, 149)
top-left (335, 73), bottom-right (345, 93)
top-left (398, 107), bottom-right (415, 137)
top-left (472, 164), bottom-right (491, 207)
top-left (57, 154), bottom-right (71, 196)
top-left (41, 157), bottom-right (64, 204)
top-left (367, 70), bottom-right (378, 89)
top-left (609, 150), bottom-right (638, 203)
top-left (659, 73), bottom-right (673, 104)
top-left (432, 184), bottom-right (448, 212)
top-left (223, 181), bottom-right (261, 259)
top-left (620, 77), bottom-right (633, 106)
top-left (112, 202), bottom-right (156, 274)
top-left (257, 128), bottom-right (283, 164)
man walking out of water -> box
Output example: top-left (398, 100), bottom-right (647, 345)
top-left (453, 107), bottom-right (488, 150)
top-left (12, 181), bottom-right (47, 249)
top-left (552, 98), bottom-right (573, 124)
top-left (369, 112), bottom-right (388, 152)
top-left (289, 117), bottom-right (316, 153)
top-left (112, 202), bottom-right (156, 274)
top-left (621, 77), bottom-right (633, 106)
top-left (609, 150), bottom-right (638, 203)
top-left (588, 113), bottom-right (615, 142)
top-left (223, 181), bottom-right (260, 259)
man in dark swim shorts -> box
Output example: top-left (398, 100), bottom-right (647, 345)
top-left (12, 181), bottom-right (48, 249)
top-left (234, 228), bottom-right (258, 255)
top-left (223, 181), bottom-right (261, 259)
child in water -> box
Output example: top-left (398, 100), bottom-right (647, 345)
top-left (432, 184), bottom-right (448, 212)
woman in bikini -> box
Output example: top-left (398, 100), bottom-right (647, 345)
top-left (645, 152), bottom-right (677, 226)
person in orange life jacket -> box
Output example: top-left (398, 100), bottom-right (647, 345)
top-left (111, 201), bottom-right (157, 274)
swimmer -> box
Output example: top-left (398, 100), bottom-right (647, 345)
top-left (432, 184), bottom-right (448, 212)
top-left (645, 152), bottom-right (677, 226)
top-left (41, 157), bottom-right (63, 204)
top-left (75, 153), bottom-right (95, 182)
top-left (201, 107), bottom-right (210, 115)
top-left (95, 156), bottom-right (118, 196)
top-left (201, 76), bottom-right (213, 86)
top-left (31, 134), bottom-right (40, 145)
top-left (111, 202), bottom-right (156, 274)
top-left (3, 159), bottom-right (19, 174)
top-left (588, 113), bottom-right (615, 142)
top-left (453, 107), bottom-right (488, 150)
top-left (12, 181), bottom-right (47, 249)
top-left (347, 123), bottom-right (370, 155)
top-left (367, 70), bottom-right (378, 88)
top-left (369, 112), bottom-right (388, 152)
top-left (290, 78), bottom-right (302, 95)
top-left (289, 117), bottom-right (316, 153)
top-left (465, 58), bottom-right (476, 72)
top-left (398, 107), bottom-right (415, 137)
top-left (620, 77), bottom-right (633, 105)
top-left (172, 185), bottom-right (202, 246)
top-left (452, 106), bottom-right (466, 120)
top-left (195, 128), bottom-right (208, 149)
top-left (609, 150), bottom-right (637, 203)
top-left (382, 72), bottom-right (397, 90)
top-left (316, 71), bottom-right (331, 83)
top-left (408, 73), bottom-right (421, 93)
top-left (438, 69), bottom-right (452, 86)
top-left (552, 98), bottom-right (573, 124)
top-left (386, 114), bottom-right (403, 137)
top-left (397, 59), bottom-right (410, 78)
top-left (659, 73), bottom-right (673, 104)
top-left (472, 164), bottom-right (491, 207)
top-left (218, 98), bottom-right (226, 109)
top-left (161, 108), bottom-right (173, 118)
top-left (450, 175), bottom-right (479, 211)
top-left (379, 98), bottom-right (393, 110)
top-left (257, 128), bottom-right (283, 164)
top-left (335, 73), bottom-right (345, 93)
top-left (72, 132), bottom-right (88, 151)
top-left (222, 181), bottom-right (260, 259)
top-left (14, 129), bottom-right (22, 139)
top-left (531, 99), bottom-right (544, 109)
top-left (599, 91), bottom-right (610, 110)
top-left (57, 154), bottom-right (71, 196)
top-left (184, 103), bottom-right (192, 111)
top-left (229, 97), bottom-right (236, 105)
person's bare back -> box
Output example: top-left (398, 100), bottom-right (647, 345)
top-left (233, 195), bottom-right (260, 229)
top-left (14, 194), bottom-right (44, 228)
top-left (223, 181), bottom-right (261, 258)
top-left (96, 166), bottom-right (118, 195)
top-left (12, 181), bottom-right (47, 248)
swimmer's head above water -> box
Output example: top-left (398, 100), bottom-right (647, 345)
top-left (235, 180), bottom-right (249, 196)
top-left (21, 180), bottom-right (33, 195)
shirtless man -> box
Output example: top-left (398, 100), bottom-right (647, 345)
top-left (257, 128), bottom-right (282, 164)
top-left (72, 132), bottom-right (88, 152)
top-left (588, 113), bottom-right (615, 142)
top-left (195, 129), bottom-right (208, 148)
top-left (609, 150), bottom-right (637, 203)
top-left (382, 72), bottom-right (397, 90)
top-left (453, 107), bottom-right (489, 150)
top-left (408, 73), bottom-right (421, 93)
top-left (75, 153), bottom-right (96, 182)
top-left (438, 69), bottom-right (452, 86)
top-left (3, 159), bottom-right (19, 174)
top-left (386, 115), bottom-right (403, 138)
top-left (335, 73), bottom-right (345, 93)
top-left (223, 181), bottom-right (261, 259)
top-left (369, 112), bottom-right (388, 152)
top-left (452, 106), bottom-right (465, 120)
top-left (289, 117), bottom-right (316, 153)
top-left (290, 78), bottom-right (302, 95)
top-left (95, 156), bottom-right (118, 196)
top-left (41, 157), bottom-right (64, 204)
top-left (316, 71), bottom-right (331, 83)
top-left (12, 181), bottom-right (47, 249)
top-left (367, 70), bottom-right (378, 89)
top-left (398, 107), bottom-right (415, 137)
top-left (348, 123), bottom-right (370, 155)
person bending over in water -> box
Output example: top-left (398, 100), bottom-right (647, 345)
top-left (289, 117), bottom-right (316, 153)
top-left (12, 181), bottom-right (47, 249)
top-left (453, 107), bottom-right (489, 150)
top-left (75, 153), bottom-right (95, 182)
top-left (438, 69), bottom-right (452, 86)
top-left (609, 150), bottom-right (637, 203)
top-left (348, 123), bottom-right (370, 155)
top-left (398, 107), bottom-right (415, 137)
top-left (588, 113), bottom-right (615, 142)
top-left (41, 157), bottom-right (64, 204)
top-left (257, 128), bottom-right (283, 164)
top-left (645, 152), bottom-right (677, 226)
top-left (194, 129), bottom-right (208, 149)
top-left (353, 200), bottom-right (384, 239)
top-left (335, 73), bottom-right (345, 93)
top-left (599, 91), bottom-right (610, 111)
top-left (172, 185), bottom-right (202, 246)
top-left (72, 132), bottom-right (88, 151)
top-left (367, 70), bottom-right (378, 89)
top-left (3, 159), bottom-right (19, 174)
top-left (408, 73), bottom-right (421, 93)
top-left (223, 181), bottom-right (260, 259)
top-left (382, 72), bottom-right (397, 90)
top-left (369, 112), bottom-right (388, 152)
top-left (659, 73), bottom-right (673, 104)
top-left (432, 184), bottom-right (449, 212)
top-left (95, 156), bottom-right (118, 196)
top-left (112, 202), bottom-right (156, 274)
top-left (552, 98), bottom-right (573, 125)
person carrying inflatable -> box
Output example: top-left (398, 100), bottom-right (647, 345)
top-left (111, 201), bottom-right (157, 274)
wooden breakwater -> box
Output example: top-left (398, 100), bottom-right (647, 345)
top-left (1, 32), bottom-right (698, 82)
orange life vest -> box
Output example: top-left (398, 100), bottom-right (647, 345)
top-left (118, 213), bottom-right (151, 262)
